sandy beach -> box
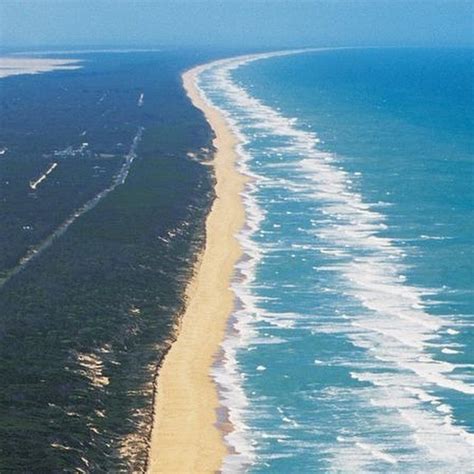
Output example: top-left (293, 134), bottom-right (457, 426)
top-left (147, 64), bottom-right (246, 472)
top-left (0, 57), bottom-right (81, 78)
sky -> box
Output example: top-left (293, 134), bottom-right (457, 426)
top-left (0, 0), bottom-right (473, 51)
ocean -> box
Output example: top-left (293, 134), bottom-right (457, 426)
top-left (197, 48), bottom-right (474, 472)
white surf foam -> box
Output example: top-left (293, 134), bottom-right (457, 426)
top-left (194, 49), bottom-right (474, 472)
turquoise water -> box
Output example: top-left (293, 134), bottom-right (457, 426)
top-left (198, 48), bottom-right (473, 472)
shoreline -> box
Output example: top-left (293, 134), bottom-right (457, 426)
top-left (147, 64), bottom-right (247, 472)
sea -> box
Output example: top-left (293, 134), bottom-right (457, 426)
top-left (197, 47), bottom-right (474, 472)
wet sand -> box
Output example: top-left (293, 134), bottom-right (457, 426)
top-left (147, 63), bottom-right (246, 472)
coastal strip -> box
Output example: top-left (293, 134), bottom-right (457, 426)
top-left (0, 57), bottom-right (82, 78)
top-left (147, 65), bottom-right (247, 472)
top-left (147, 49), bottom-right (320, 472)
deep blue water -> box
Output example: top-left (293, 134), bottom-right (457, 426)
top-left (198, 48), bottom-right (474, 472)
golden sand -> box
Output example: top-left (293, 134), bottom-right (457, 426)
top-left (147, 65), bottom-right (246, 472)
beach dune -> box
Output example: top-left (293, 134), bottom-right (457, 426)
top-left (147, 65), bottom-right (246, 472)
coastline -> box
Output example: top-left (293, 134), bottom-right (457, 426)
top-left (147, 64), bottom-right (247, 472)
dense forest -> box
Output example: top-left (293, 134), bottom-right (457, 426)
top-left (0, 51), bottom-right (216, 471)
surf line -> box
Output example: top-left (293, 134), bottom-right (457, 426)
top-left (146, 48), bottom-right (342, 473)
top-left (200, 47), bottom-right (474, 471)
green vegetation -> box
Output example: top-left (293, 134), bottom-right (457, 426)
top-left (0, 51), bottom-right (216, 471)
